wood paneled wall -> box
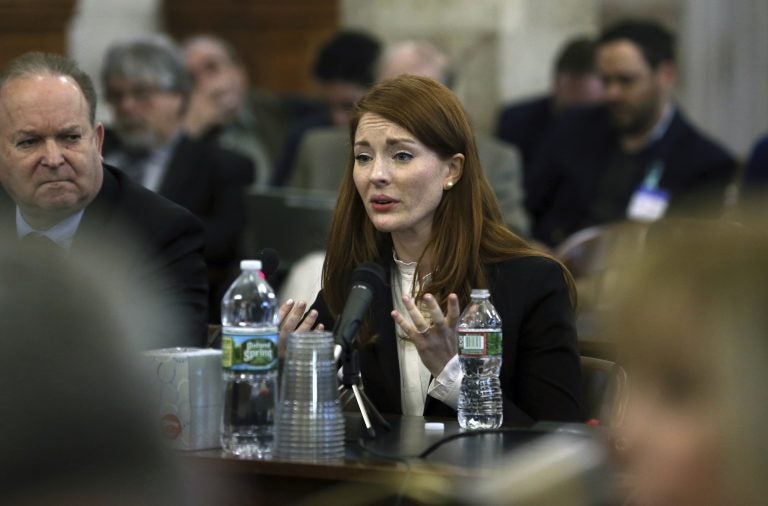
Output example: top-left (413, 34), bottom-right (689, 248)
top-left (162, 0), bottom-right (339, 94)
top-left (0, 0), bottom-right (77, 66)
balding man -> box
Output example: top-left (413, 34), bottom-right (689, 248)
top-left (0, 51), bottom-right (208, 347)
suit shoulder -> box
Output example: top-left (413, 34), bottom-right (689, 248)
top-left (540, 106), bottom-right (614, 153)
top-left (488, 255), bottom-right (574, 317)
top-left (499, 95), bottom-right (550, 119)
top-left (105, 166), bottom-right (203, 233)
top-left (689, 130), bottom-right (735, 166)
top-left (490, 255), bottom-right (568, 287)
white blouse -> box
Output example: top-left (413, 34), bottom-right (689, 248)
top-left (392, 255), bottom-right (462, 415)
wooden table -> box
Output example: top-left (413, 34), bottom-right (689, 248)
top-left (178, 414), bottom-right (591, 505)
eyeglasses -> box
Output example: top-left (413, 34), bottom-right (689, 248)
top-left (105, 84), bottom-right (166, 105)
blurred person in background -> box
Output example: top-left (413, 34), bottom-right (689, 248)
top-left (292, 39), bottom-right (531, 237)
top-left (526, 20), bottom-right (737, 247)
top-left (101, 35), bottom-right (254, 322)
top-left (271, 30), bottom-right (381, 186)
top-left (280, 76), bottom-right (583, 424)
top-left (496, 36), bottom-right (604, 174)
top-left (0, 51), bottom-right (207, 346)
top-left (605, 218), bottom-right (768, 505)
top-left (183, 34), bottom-right (299, 185)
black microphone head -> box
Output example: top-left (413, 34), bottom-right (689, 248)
top-left (351, 262), bottom-right (386, 291)
top-left (257, 248), bottom-right (280, 278)
top-left (335, 262), bottom-right (387, 350)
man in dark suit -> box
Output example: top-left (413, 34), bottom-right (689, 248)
top-left (100, 36), bottom-right (254, 321)
top-left (526, 20), bottom-right (738, 246)
top-left (495, 37), bottom-right (604, 175)
top-left (0, 51), bottom-right (208, 347)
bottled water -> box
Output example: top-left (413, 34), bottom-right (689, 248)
top-left (458, 288), bottom-right (503, 429)
top-left (220, 260), bottom-right (279, 457)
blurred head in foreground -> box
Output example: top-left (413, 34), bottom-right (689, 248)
top-left (607, 218), bottom-right (768, 505)
top-left (0, 240), bottom-right (185, 504)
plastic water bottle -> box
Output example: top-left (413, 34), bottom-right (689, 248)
top-left (220, 259), bottom-right (279, 457)
top-left (457, 288), bottom-right (503, 429)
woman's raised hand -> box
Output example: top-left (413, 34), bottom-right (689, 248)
top-left (390, 293), bottom-right (461, 377)
top-left (278, 299), bottom-right (324, 357)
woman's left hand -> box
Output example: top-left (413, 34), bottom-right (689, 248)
top-left (391, 293), bottom-right (461, 377)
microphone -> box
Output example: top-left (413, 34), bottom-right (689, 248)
top-left (256, 248), bottom-right (280, 278)
top-left (335, 262), bottom-right (391, 436)
top-left (333, 262), bottom-right (386, 350)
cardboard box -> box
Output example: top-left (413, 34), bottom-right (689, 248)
top-left (144, 348), bottom-right (223, 450)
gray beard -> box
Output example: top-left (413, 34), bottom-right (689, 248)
top-left (113, 124), bottom-right (158, 153)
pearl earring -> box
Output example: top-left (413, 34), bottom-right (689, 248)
top-left (445, 181), bottom-right (453, 190)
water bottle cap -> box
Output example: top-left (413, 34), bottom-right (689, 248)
top-left (240, 259), bottom-right (262, 271)
top-left (470, 288), bottom-right (490, 298)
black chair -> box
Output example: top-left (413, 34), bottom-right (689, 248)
top-left (556, 222), bottom-right (648, 312)
top-left (580, 356), bottom-right (627, 426)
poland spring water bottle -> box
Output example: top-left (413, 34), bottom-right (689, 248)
top-left (457, 288), bottom-right (503, 429)
top-left (220, 259), bottom-right (279, 457)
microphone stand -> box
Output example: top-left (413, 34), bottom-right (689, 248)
top-left (338, 343), bottom-right (390, 438)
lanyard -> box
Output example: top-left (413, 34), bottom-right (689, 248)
top-left (641, 160), bottom-right (665, 191)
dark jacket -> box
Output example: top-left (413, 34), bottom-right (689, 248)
top-left (103, 130), bottom-right (254, 322)
top-left (0, 164), bottom-right (209, 347)
top-left (103, 130), bottom-right (254, 267)
top-left (495, 94), bottom-right (555, 173)
top-left (312, 256), bottom-right (584, 426)
top-left (526, 106), bottom-right (738, 246)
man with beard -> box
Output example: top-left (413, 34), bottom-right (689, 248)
top-left (526, 20), bottom-right (737, 247)
top-left (101, 36), bottom-right (254, 321)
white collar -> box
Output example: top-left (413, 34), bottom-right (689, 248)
top-left (16, 207), bottom-right (84, 249)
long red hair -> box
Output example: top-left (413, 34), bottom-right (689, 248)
top-left (322, 76), bottom-right (573, 342)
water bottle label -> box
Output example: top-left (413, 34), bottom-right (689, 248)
top-left (221, 328), bottom-right (279, 371)
top-left (458, 330), bottom-right (502, 356)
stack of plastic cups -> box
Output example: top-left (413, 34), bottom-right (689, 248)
top-left (274, 330), bottom-right (345, 461)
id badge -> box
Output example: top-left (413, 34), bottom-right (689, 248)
top-left (627, 188), bottom-right (670, 222)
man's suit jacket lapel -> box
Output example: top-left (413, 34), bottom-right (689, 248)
top-left (72, 165), bottom-right (119, 253)
top-left (0, 187), bottom-right (17, 241)
top-left (157, 135), bottom-right (204, 211)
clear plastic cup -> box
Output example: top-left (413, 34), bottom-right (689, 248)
top-left (274, 331), bottom-right (345, 462)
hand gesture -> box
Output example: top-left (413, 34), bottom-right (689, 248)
top-left (277, 299), bottom-right (324, 358)
top-left (391, 293), bottom-right (461, 377)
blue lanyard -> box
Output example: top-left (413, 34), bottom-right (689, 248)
top-left (641, 160), bottom-right (665, 190)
